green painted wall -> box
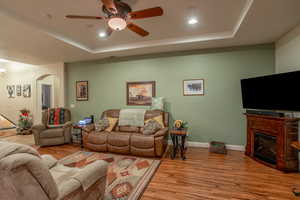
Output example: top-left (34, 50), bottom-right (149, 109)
top-left (66, 45), bottom-right (275, 145)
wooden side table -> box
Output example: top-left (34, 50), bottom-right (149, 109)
top-left (72, 124), bottom-right (85, 148)
top-left (170, 128), bottom-right (188, 160)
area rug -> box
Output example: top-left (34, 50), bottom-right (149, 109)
top-left (59, 151), bottom-right (160, 200)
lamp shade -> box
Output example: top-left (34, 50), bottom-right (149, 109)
top-left (108, 17), bottom-right (127, 31)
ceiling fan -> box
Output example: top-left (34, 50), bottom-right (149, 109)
top-left (65, 0), bottom-right (164, 37)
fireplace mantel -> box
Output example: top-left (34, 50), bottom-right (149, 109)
top-left (245, 114), bottom-right (299, 172)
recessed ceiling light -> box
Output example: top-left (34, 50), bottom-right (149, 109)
top-left (0, 58), bottom-right (10, 63)
top-left (99, 32), bottom-right (107, 38)
top-left (188, 18), bottom-right (198, 25)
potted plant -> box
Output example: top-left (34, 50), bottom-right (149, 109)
top-left (173, 120), bottom-right (188, 130)
top-left (17, 109), bottom-right (33, 135)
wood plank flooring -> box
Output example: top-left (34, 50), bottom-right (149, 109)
top-left (37, 145), bottom-right (300, 200)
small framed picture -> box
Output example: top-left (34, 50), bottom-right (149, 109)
top-left (23, 84), bottom-right (31, 98)
top-left (183, 79), bottom-right (204, 96)
top-left (127, 81), bottom-right (156, 106)
top-left (76, 81), bottom-right (88, 101)
top-left (16, 85), bottom-right (22, 96)
top-left (6, 85), bottom-right (15, 98)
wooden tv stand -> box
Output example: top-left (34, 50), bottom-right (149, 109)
top-left (245, 114), bottom-right (299, 172)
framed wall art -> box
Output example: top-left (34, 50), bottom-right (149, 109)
top-left (23, 84), bottom-right (31, 98)
top-left (127, 81), bottom-right (156, 106)
top-left (6, 85), bottom-right (15, 98)
top-left (183, 79), bottom-right (204, 96)
top-left (76, 81), bottom-right (89, 101)
top-left (16, 85), bottom-right (22, 96)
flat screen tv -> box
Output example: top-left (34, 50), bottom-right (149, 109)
top-left (241, 70), bottom-right (300, 111)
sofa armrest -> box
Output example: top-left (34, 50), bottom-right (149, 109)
top-left (72, 160), bottom-right (108, 191)
top-left (154, 127), bottom-right (169, 138)
top-left (63, 121), bottom-right (73, 129)
top-left (41, 155), bottom-right (58, 169)
top-left (82, 124), bottom-right (95, 133)
top-left (32, 124), bottom-right (46, 145)
top-left (32, 124), bottom-right (46, 132)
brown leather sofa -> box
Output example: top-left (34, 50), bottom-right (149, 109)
top-left (83, 109), bottom-right (169, 157)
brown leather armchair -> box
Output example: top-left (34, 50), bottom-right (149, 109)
top-left (32, 108), bottom-right (72, 147)
top-left (83, 109), bottom-right (169, 157)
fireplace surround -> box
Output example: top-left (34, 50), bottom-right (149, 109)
top-left (245, 114), bottom-right (299, 172)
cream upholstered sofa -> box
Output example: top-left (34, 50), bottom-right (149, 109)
top-left (32, 108), bottom-right (72, 147)
top-left (0, 142), bottom-right (108, 200)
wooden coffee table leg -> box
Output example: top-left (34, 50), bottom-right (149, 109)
top-left (171, 134), bottom-right (176, 159)
top-left (180, 135), bottom-right (186, 160)
top-left (80, 129), bottom-right (83, 148)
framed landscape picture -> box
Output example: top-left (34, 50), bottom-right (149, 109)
top-left (76, 81), bottom-right (88, 101)
top-left (183, 79), bottom-right (204, 96)
top-left (127, 81), bottom-right (156, 106)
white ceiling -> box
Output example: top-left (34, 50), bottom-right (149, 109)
top-left (0, 0), bottom-right (299, 65)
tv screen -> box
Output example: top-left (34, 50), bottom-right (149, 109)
top-left (241, 71), bottom-right (300, 111)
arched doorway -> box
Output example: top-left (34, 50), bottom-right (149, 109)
top-left (34, 74), bottom-right (58, 124)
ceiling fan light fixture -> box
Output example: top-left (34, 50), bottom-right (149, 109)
top-left (108, 17), bottom-right (127, 31)
top-left (188, 18), bottom-right (198, 25)
top-left (99, 32), bottom-right (107, 38)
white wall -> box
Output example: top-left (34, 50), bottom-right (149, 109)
top-left (275, 23), bottom-right (300, 73)
top-left (0, 61), bottom-right (65, 124)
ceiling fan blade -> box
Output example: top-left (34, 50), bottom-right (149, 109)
top-left (127, 23), bottom-right (149, 37)
top-left (65, 15), bottom-right (103, 20)
top-left (129, 7), bottom-right (163, 19)
top-left (101, 0), bottom-right (118, 14)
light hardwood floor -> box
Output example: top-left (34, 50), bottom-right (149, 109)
top-left (37, 145), bottom-right (300, 200)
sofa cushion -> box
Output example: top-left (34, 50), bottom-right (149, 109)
top-left (40, 128), bottom-right (64, 138)
top-left (107, 132), bottom-right (131, 147)
top-left (131, 134), bottom-right (154, 149)
top-left (105, 117), bottom-right (118, 132)
top-left (118, 126), bottom-right (140, 133)
top-left (131, 146), bottom-right (155, 157)
top-left (95, 118), bottom-right (109, 132)
top-left (87, 132), bottom-right (108, 145)
top-left (142, 120), bottom-right (162, 135)
top-left (145, 115), bottom-right (165, 128)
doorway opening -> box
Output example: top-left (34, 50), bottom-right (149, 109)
top-left (42, 84), bottom-right (52, 110)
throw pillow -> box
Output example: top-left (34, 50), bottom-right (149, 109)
top-left (47, 108), bottom-right (65, 127)
top-left (105, 117), bottom-right (118, 132)
top-left (145, 115), bottom-right (165, 128)
top-left (142, 119), bottom-right (162, 135)
top-left (95, 118), bottom-right (109, 132)
top-left (151, 97), bottom-right (164, 110)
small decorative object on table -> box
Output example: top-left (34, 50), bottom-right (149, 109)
top-left (174, 120), bottom-right (188, 130)
top-left (170, 120), bottom-right (189, 160)
top-left (209, 141), bottom-right (227, 154)
top-left (17, 109), bottom-right (33, 135)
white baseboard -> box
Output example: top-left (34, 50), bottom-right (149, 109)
top-left (168, 140), bottom-right (245, 152)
